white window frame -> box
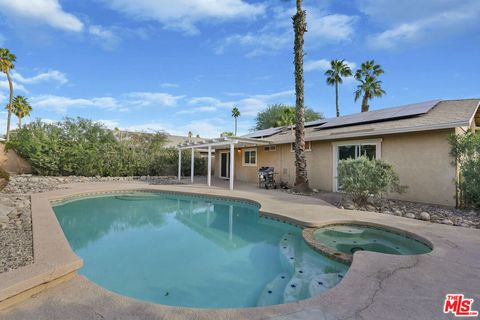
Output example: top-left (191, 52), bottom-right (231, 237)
top-left (290, 141), bottom-right (311, 152)
top-left (242, 148), bottom-right (257, 166)
top-left (332, 138), bottom-right (382, 192)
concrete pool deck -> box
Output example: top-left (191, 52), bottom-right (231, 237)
top-left (1, 181), bottom-right (479, 319)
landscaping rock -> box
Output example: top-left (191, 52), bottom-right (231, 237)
top-left (441, 219), bottom-right (454, 225)
top-left (419, 212), bottom-right (431, 221)
top-left (404, 213), bottom-right (416, 219)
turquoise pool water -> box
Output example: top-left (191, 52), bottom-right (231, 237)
top-left (313, 224), bottom-right (432, 256)
top-left (53, 192), bottom-right (348, 308)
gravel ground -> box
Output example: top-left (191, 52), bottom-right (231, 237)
top-left (0, 195), bottom-right (33, 273)
top-left (282, 189), bottom-right (480, 229)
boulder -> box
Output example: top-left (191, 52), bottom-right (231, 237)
top-left (419, 212), bottom-right (431, 221)
top-left (404, 212), bottom-right (415, 219)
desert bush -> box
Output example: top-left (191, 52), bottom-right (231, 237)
top-left (6, 118), bottom-right (206, 177)
top-left (449, 131), bottom-right (480, 208)
top-left (337, 156), bottom-right (405, 205)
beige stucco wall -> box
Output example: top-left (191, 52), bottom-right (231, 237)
top-left (381, 130), bottom-right (456, 206)
top-left (216, 129), bottom-right (457, 206)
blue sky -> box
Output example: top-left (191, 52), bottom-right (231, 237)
top-left (0, 0), bottom-right (479, 137)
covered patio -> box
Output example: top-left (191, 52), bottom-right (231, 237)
top-left (177, 136), bottom-right (270, 190)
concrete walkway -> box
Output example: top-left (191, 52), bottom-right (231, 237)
top-left (1, 181), bottom-right (479, 320)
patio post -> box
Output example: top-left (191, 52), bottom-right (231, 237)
top-left (191, 147), bottom-right (194, 183)
top-left (177, 149), bottom-right (182, 181)
top-left (229, 142), bottom-right (234, 190)
top-left (207, 145), bottom-right (212, 187)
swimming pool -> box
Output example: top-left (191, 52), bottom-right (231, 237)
top-left (53, 192), bottom-right (348, 308)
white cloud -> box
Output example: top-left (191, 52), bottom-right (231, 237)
top-left (217, 6), bottom-right (356, 56)
top-left (0, 0), bottom-right (84, 32)
top-left (96, 119), bottom-right (120, 129)
top-left (29, 91), bottom-right (184, 114)
top-left (11, 70), bottom-right (68, 85)
top-left (125, 119), bottom-right (227, 138)
top-left (160, 82), bottom-right (179, 88)
top-left (124, 92), bottom-right (184, 108)
top-left (31, 95), bottom-right (121, 113)
top-left (304, 59), bottom-right (356, 72)
top-left (88, 25), bottom-right (121, 49)
top-left (0, 79), bottom-right (28, 94)
top-left (359, 0), bottom-right (480, 48)
top-left (186, 90), bottom-right (295, 117)
top-left (101, 0), bottom-right (265, 34)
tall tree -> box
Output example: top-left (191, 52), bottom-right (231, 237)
top-left (292, 0), bottom-right (309, 192)
top-left (7, 95), bottom-right (32, 128)
top-left (276, 107), bottom-right (295, 135)
top-left (254, 104), bottom-right (322, 130)
top-left (0, 48), bottom-right (16, 141)
top-left (231, 106), bottom-right (240, 136)
top-left (325, 59), bottom-right (352, 117)
top-left (354, 60), bottom-right (385, 112)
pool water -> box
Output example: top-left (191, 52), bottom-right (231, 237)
top-left (53, 192), bottom-right (348, 308)
top-left (313, 225), bottom-right (432, 256)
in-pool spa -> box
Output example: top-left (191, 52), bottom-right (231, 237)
top-left (311, 224), bottom-right (432, 258)
top-left (53, 192), bottom-right (348, 308)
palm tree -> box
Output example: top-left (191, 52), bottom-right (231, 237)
top-left (231, 106), bottom-right (240, 136)
top-left (0, 48), bottom-right (16, 141)
top-left (275, 108), bottom-right (295, 135)
top-left (7, 95), bottom-right (32, 128)
top-left (354, 60), bottom-right (385, 112)
top-left (354, 75), bottom-right (386, 112)
top-left (292, 0), bottom-right (309, 192)
top-left (325, 59), bottom-right (352, 117)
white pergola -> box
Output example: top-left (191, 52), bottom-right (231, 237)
top-left (177, 136), bottom-right (270, 190)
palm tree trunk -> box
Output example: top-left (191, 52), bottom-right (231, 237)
top-left (361, 94), bottom-right (369, 112)
top-left (292, 0), bottom-right (309, 192)
top-left (234, 118), bottom-right (237, 136)
top-left (6, 70), bottom-right (13, 141)
top-left (18, 117), bottom-right (22, 129)
top-left (335, 80), bottom-right (339, 117)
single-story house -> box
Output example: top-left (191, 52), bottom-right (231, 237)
top-left (178, 99), bottom-right (479, 206)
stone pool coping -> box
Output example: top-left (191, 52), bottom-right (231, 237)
top-left (1, 181), bottom-right (479, 320)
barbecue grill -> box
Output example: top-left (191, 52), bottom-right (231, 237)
top-left (258, 167), bottom-right (277, 189)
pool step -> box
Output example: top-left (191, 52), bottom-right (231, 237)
top-left (256, 273), bottom-right (290, 306)
top-left (308, 273), bottom-right (343, 296)
top-left (279, 233), bottom-right (300, 273)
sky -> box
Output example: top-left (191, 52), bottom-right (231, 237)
top-left (0, 0), bottom-right (479, 138)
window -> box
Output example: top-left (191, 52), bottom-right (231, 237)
top-left (290, 141), bottom-right (311, 152)
top-left (243, 149), bottom-right (257, 166)
top-left (338, 144), bottom-right (377, 161)
top-left (264, 145), bottom-right (277, 152)
top-left (333, 139), bottom-right (382, 191)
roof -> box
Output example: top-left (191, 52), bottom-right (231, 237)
top-left (246, 99), bottom-right (480, 144)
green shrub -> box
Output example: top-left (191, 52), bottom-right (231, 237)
top-left (337, 156), bottom-right (405, 205)
top-left (449, 131), bottom-right (480, 208)
top-left (6, 117), bottom-right (206, 177)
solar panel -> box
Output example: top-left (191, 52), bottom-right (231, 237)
top-left (242, 127), bottom-right (283, 138)
top-left (305, 118), bottom-right (329, 127)
top-left (316, 100), bottom-right (441, 130)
